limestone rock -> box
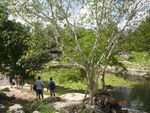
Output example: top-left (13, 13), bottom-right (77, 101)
top-left (60, 93), bottom-right (89, 101)
top-left (9, 104), bottom-right (24, 113)
top-left (0, 104), bottom-right (6, 109)
top-left (31, 97), bottom-right (61, 111)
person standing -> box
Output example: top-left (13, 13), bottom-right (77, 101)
top-left (15, 75), bottom-right (19, 88)
top-left (36, 76), bottom-right (44, 100)
top-left (47, 77), bottom-right (56, 97)
top-left (30, 83), bottom-right (33, 93)
top-left (19, 76), bottom-right (25, 92)
top-left (9, 76), bottom-right (13, 88)
top-left (18, 76), bottom-right (21, 89)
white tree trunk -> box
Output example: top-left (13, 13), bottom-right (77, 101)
top-left (86, 70), bottom-right (98, 105)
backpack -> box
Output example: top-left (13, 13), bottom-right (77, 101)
top-left (48, 81), bottom-right (55, 90)
top-left (12, 82), bottom-right (15, 86)
top-left (33, 84), bottom-right (37, 91)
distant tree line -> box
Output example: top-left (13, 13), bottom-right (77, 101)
top-left (119, 16), bottom-right (150, 53)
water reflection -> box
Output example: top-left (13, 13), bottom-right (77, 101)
top-left (130, 81), bottom-right (150, 112)
top-left (112, 81), bottom-right (150, 113)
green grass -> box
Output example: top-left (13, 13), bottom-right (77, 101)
top-left (105, 74), bottom-right (137, 87)
top-left (35, 51), bottom-right (149, 92)
top-left (33, 68), bottom-right (138, 96)
top-left (129, 51), bottom-right (150, 67)
top-left (27, 51), bottom-right (148, 96)
top-left (36, 68), bottom-right (87, 90)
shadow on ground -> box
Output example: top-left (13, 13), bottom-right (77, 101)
top-left (0, 92), bottom-right (32, 113)
top-left (55, 85), bottom-right (85, 96)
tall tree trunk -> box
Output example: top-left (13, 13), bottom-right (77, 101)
top-left (89, 88), bottom-right (94, 105)
top-left (87, 70), bottom-right (97, 105)
top-left (83, 85), bottom-right (89, 103)
top-left (101, 66), bottom-right (106, 90)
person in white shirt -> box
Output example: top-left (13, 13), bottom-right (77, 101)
top-left (36, 76), bottom-right (44, 99)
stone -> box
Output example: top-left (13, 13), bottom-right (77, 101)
top-left (42, 97), bottom-right (61, 103)
top-left (127, 109), bottom-right (147, 113)
top-left (31, 97), bottom-right (61, 111)
top-left (0, 104), bottom-right (6, 109)
top-left (9, 104), bottom-right (24, 113)
top-left (60, 93), bottom-right (89, 101)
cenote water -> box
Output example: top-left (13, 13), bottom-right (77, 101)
top-left (112, 81), bottom-right (150, 113)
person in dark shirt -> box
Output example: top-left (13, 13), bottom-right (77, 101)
top-left (47, 77), bottom-right (56, 97)
top-left (9, 76), bottom-right (13, 88)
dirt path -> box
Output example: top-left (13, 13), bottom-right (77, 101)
top-left (0, 74), bottom-right (51, 100)
top-left (0, 74), bottom-right (86, 111)
top-left (0, 75), bottom-right (35, 100)
top-left (0, 74), bottom-right (51, 113)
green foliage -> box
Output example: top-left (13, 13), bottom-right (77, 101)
top-left (36, 67), bottom-right (87, 90)
top-left (128, 51), bottom-right (150, 67)
top-left (35, 100), bottom-right (48, 111)
top-left (120, 16), bottom-right (150, 52)
top-left (57, 68), bottom-right (86, 83)
top-left (107, 53), bottom-right (126, 70)
top-left (63, 27), bottom-right (107, 66)
top-left (36, 68), bottom-right (137, 92)
top-left (115, 51), bottom-right (150, 69)
top-left (0, 21), bottom-right (31, 76)
top-left (18, 24), bottom-right (59, 74)
top-left (0, 2), bottom-right (31, 77)
top-left (0, 1), bottom-right (9, 22)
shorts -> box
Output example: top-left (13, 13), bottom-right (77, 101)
top-left (37, 89), bottom-right (43, 95)
top-left (50, 89), bottom-right (55, 94)
top-left (9, 78), bottom-right (13, 84)
top-left (9, 80), bottom-right (12, 84)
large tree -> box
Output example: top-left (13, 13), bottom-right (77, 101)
top-left (0, 1), bottom-right (31, 76)
top-left (8, 0), bottom-right (150, 104)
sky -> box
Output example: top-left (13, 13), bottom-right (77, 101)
top-left (9, 0), bottom-right (150, 30)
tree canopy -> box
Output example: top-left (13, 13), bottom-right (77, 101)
top-left (0, 2), bottom-right (31, 76)
top-left (121, 16), bottom-right (150, 52)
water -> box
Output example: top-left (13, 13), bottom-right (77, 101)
top-left (112, 81), bottom-right (150, 113)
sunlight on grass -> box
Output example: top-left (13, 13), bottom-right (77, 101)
top-left (117, 51), bottom-right (150, 68)
top-left (34, 68), bottom-right (138, 96)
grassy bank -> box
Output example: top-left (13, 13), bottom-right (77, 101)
top-left (117, 51), bottom-right (150, 69)
top-left (26, 51), bottom-right (150, 95)
top-left (33, 68), bottom-right (137, 96)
